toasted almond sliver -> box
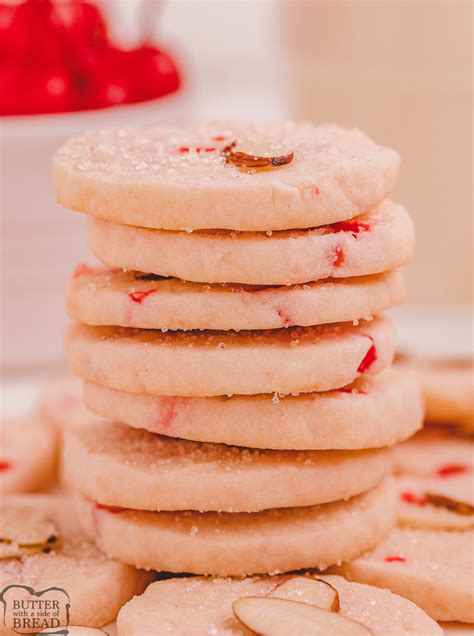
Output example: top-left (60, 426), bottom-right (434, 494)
top-left (233, 596), bottom-right (373, 635)
top-left (425, 492), bottom-right (474, 516)
top-left (225, 141), bottom-right (294, 170)
top-left (267, 576), bottom-right (340, 612)
top-left (399, 503), bottom-right (474, 531)
top-left (0, 508), bottom-right (59, 559)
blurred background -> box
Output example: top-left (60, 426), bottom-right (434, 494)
top-left (1, 0), bottom-right (472, 374)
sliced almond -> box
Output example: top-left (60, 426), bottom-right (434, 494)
top-left (399, 503), bottom-right (474, 530)
top-left (233, 597), bottom-right (373, 635)
top-left (0, 508), bottom-right (59, 559)
top-left (224, 141), bottom-right (294, 170)
top-left (267, 577), bottom-right (340, 612)
top-left (425, 492), bottom-right (474, 515)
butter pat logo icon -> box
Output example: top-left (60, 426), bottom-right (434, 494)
top-left (0, 585), bottom-right (70, 634)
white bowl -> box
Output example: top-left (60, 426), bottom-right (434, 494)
top-left (1, 91), bottom-right (190, 372)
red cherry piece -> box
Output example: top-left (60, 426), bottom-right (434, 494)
top-left (276, 308), bottom-right (292, 327)
top-left (212, 135), bottom-right (227, 142)
top-left (400, 491), bottom-right (427, 506)
top-left (160, 399), bottom-right (178, 429)
top-left (179, 146), bottom-right (190, 153)
top-left (128, 289), bottom-right (156, 304)
top-left (332, 244), bottom-right (345, 267)
top-left (385, 555), bottom-right (407, 563)
top-left (0, 460), bottom-right (12, 471)
top-left (310, 186), bottom-right (321, 196)
top-left (357, 338), bottom-right (377, 374)
top-left (435, 464), bottom-right (470, 478)
top-left (330, 220), bottom-right (371, 236)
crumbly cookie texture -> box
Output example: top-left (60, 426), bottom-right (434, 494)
top-left (54, 122), bottom-right (400, 231)
top-left (67, 267), bottom-right (405, 331)
top-left (0, 495), bottom-right (151, 631)
top-left (66, 316), bottom-right (395, 397)
top-left (64, 418), bottom-right (391, 512)
top-left (78, 478), bottom-right (396, 576)
top-left (86, 201), bottom-right (414, 285)
top-left (334, 526), bottom-right (474, 622)
top-left (83, 368), bottom-right (422, 450)
top-left (117, 573), bottom-right (441, 635)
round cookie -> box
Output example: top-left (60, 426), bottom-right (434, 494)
top-left (84, 369), bottom-right (423, 450)
top-left (66, 316), bottom-right (394, 397)
top-left (78, 477), bottom-right (395, 576)
top-left (0, 418), bottom-right (57, 494)
top-left (117, 573), bottom-right (441, 636)
top-left (335, 526), bottom-right (474, 622)
top-left (0, 495), bottom-right (151, 632)
top-left (396, 353), bottom-right (474, 430)
top-left (67, 266), bottom-right (405, 331)
top-left (393, 428), bottom-right (474, 476)
top-left (87, 201), bottom-right (414, 285)
top-left (64, 418), bottom-right (391, 512)
top-left (397, 474), bottom-right (474, 531)
top-left (53, 122), bottom-right (400, 232)
top-left (36, 375), bottom-right (101, 431)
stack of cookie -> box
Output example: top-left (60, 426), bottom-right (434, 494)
top-left (54, 122), bottom-right (421, 577)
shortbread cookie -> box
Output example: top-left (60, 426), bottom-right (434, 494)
top-left (54, 122), bottom-right (400, 232)
top-left (78, 478), bottom-right (395, 576)
top-left (36, 375), bottom-right (100, 430)
top-left (397, 474), bottom-right (474, 530)
top-left (64, 419), bottom-right (390, 512)
top-left (87, 202), bottom-right (414, 285)
top-left (0, 495), bottom-right (150, 632)
top-left (396, 353), bottom-right (474, 430)
top-left (66, 317), bottom-right (394, 397)
top-left (335, 526), bottom-right (474, 622)
top-left (0, 418), bottom-right (57, 494)
top-left (84, 369), bottom-right (422, 450)
top-left (68, 266), bottom-right (404, 331)
top-left (118, 573), bottom-right (441, 636)
top-left (393, 428), bottom-right (474, 476)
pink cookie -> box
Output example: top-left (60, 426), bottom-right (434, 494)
top-left (396, 474), bottom-right (473, 530)
top-left (64, 418), bottom-right (391, 512)
top-left (0, 495), bottom-right (151, 633)
top-left (84, 369), bottom-right (423, 450)
top-left (66, 316), bottom-right (394, 397)
top-left (396, 353), bottom-right (474, 430)
top-left (67, 266), bottom-right (404, 331)
top-left (87, 201), bottom-right (414, 285)
top-left (335, 526), bottom-right (474, 622)
top-left (393, 428), bottom-right (474, 476)
top-left (0, 418), bottom-right (57, 494)
top-left (78, 478), bottom-right (395, 576)
top-left (54, 122), bottom-right (399, 232)
top-left (117, 573), bottom-right (441, 636)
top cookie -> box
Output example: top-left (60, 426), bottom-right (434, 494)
top-left (53, 122), bottom-right (400, 231)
